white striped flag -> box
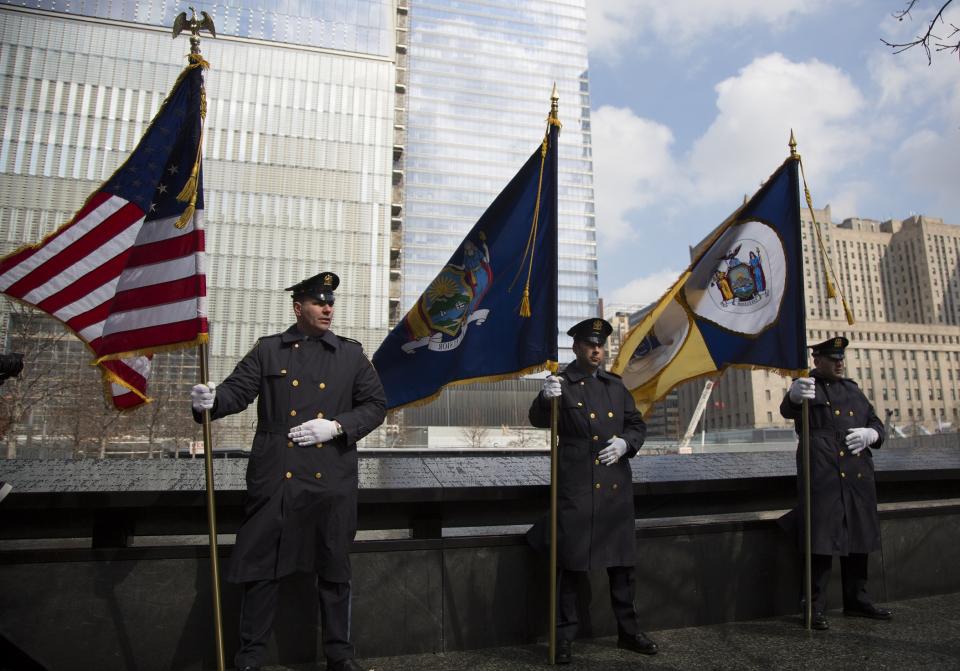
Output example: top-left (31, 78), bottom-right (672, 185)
top-left (0, 55), bottom-right (209, 410)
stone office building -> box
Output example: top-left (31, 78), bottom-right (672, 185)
top-left (677, 208), bottom-right (960, 436)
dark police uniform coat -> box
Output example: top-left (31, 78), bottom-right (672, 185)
top-left (198, 325), bottom-right (386, 584)
top-left (529, 364), bottom-right (646, 570)
top-left (780, 370), bottom-right (885, 555)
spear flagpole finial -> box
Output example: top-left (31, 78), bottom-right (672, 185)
top-left (789, 129), bottom-right (798, 159)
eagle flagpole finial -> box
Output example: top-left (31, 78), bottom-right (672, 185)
top-left (173, 6), bottom-right (217, 55)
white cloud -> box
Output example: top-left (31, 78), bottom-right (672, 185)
top-left (893, 129), bottom-right (960, 216)
top-left (688, 53), bottom-right (873, 204)
top-left (587, 0), bottom-right (832, 62)
top-left (591, 105), bottom-right (684, 247)
top-left (607, 269), bottom-right (682, 307)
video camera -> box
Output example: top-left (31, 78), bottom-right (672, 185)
top-left (0, 352), bottom-right (24, 386)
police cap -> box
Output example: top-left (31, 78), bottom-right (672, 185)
top-left (809, 335), bottom-right (848, 360)
top-left (567, 318), bottom-right (613, 346)
top-left (285, 272), bottom-right (339, 303)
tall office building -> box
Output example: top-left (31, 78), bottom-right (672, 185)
top-left (1, 1), bottom-right (600, 449)
top-left (676, 208), bottom-right (960, 436)
top-left (396, 0), bottom-right (597, 355)
top-left (0, 2), bottom-right (398, 447)
top-left (394, 0), bottom-right (598, 434)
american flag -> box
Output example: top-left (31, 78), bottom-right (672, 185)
top-left (0, 58), bottom-right (209, 410)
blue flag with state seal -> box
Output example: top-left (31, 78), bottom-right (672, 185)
top-left (373, 115), bottom-right (560, 410)
top-left (611, 154), bottom-right (810, 414)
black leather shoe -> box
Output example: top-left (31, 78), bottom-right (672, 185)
top-left (555, 639), bottom-right (572, 664)
top-left (844, 603), bottom-right (892, 620)
top-left (617, 632), bottom-right (658, 655)
top-left (328, 659), bottom-right (364, 671)
top-left (810, 611), bottom-right (829, 630)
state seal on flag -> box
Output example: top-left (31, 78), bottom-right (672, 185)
top-left (684, 220), bottom-right (787, 336)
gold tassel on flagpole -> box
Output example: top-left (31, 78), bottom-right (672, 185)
top-left (795, 140), bottom-right (855, 326)
top-left (512, 85), bottom-right (561, 318)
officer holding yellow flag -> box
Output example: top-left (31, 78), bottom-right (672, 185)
top-left (781, 336), bottom-right (891, 631)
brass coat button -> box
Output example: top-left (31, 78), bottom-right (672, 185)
top-left (590, 412), bottom-right (596, 419)
top-left (285, 471), bottom-right (292, 479)
top-left (319, 382), bottom-right (326, 390)
top-left (848, 411), bottom-right (854, 416)
top-left (857, 473), bottom-right (862, 479)
top-left (280, 369), bottom-right (287, 375)
top-left (841, 472), bottom-right (846, 478)
top-left (839, 450), bottom-right (845, 456)
top-left (577, 402), bottom-right (583, 407)
top-left (287, 441), bottom-right (294, 448)
top-left (834, 410), bottom-right (841, 416)
top-left (594, 459), bottom-right (600, 465)
top-left (290, 410), bottom-right (297, 417)
top-left (826, 401), bottom-right (831, 407)
top-left (595, 483), bottom-right (600, 489)
top-left (592, 435), bottom-right (599, 441)
top-left (315, 472), bottom-right (322, 479)
top-left (316, 443), bottom-right (324, 449)
top-left (612, 483), bottom-right (618, 490)
top-left (292, 379), bottom-right (299, 387)
top-left (580, 381), bottom-right (584, 386)
top-left (294, 343), bottom-right (300, 349)
top-left (608, 411), bottom-right (614, 418)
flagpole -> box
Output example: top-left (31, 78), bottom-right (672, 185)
top-left (199, 341), bottom-right (227, 670)
top-left (789, 131), bottom-right (813, 631)
top-left (548, 395), bottom-right (559, 664)
top-left (173, 11), bottom-right (225, 669)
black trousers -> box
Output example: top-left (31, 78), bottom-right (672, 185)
top-left (810, 552), bottom-right (870, 613)
top-left (557, 567), bottom-right (639, 642)
top-left (234, 576), bottom-right (353, 669)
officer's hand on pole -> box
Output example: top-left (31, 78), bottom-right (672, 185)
top-left (190, 382), bottom-right (216, 412)
top-left (542, 374), bottom-right (563, 399)
top-left (845, 427), bottom-right (879, 455)
top-left (788, 377), bottom-right (815, 403)
top-left (599, 436), bottom-right (628, 465)
top-left (289, 419), bottom-right (342, 446)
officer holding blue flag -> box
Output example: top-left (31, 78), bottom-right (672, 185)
top-left (781, 336), bottom-right (891, 631)
top-left (529, 318), bottom-right (657, 664)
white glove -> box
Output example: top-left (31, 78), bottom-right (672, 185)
top-left (289, 419), bottom-right (341, 446)
top-left (788, 377), bottom-right (815, 404)
top-left (845, 427), bottom-right (879, 455)
top-left (542, 375), bottom-right (563, 399)
top-left (598, 436), bottom-right (628, 466)
top-left (190, 382), bottom-right (216, 412)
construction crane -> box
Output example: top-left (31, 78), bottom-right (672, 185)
top-left (677, 378), bottom-right (716, 454)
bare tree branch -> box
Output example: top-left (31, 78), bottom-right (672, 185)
top-left (882, 0), bottom-right (959, 64)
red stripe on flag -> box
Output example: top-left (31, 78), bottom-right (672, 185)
top-left (96, 318), bottom-right (208, 358)
top-left (3, 200), bottom-right (144, 299)
top-left (111, 275), bottom-right (206, 313)
top-left (111, 391), bottom-right (146, 410)
top-left (36, 253), bottom-right (129, 315)
top-left (0, 191), bottom-right (115, 276)
top-left (128, 229), bottom-right (205, 266)
top-left (65, 299), bottom-right (112, 334)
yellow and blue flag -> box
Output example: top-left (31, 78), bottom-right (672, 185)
top-left (373, 118), bottom-right (560, 410)
top-left (612, 156), bottom-right (806, 414)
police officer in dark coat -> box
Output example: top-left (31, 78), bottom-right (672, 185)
top-left (781, 336), bottom-right (892, 630)
top-left (191, 272), bottom-right (386, 671)
top-left (528, 318), bottom-right (657, 664)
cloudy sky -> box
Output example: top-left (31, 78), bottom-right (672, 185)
top-left (586, 0), bottom-right (960, 310)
